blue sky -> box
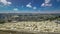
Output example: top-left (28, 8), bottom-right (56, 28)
top-left (0, 0), bottom-right (60, 13)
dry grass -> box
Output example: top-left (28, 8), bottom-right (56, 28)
top-left (0, 21), bottom-right (60, 32)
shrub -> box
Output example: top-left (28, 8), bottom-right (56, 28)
top-left (0, 20), bottom-right (5, 24)
top-left (8, 20), bottom-right (12, 22)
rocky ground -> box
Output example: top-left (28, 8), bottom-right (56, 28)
top-left (0, 21), bottom-right (60, 32)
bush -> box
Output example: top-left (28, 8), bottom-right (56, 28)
top-left (0, 20), bottom-right (5, 24)
top-left (8, 20), bottom-right (12, 22)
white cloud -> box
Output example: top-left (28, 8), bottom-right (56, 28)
top-left (13, 8), bottom-right (19, 11)
top-left (7, 2), bottom-right (11, 5)
top-left (0, 0), bottom-right (11, 5)
top-left (33, 7), bottom-right (37, 9)
top-left (41, 3), bottom-right (45, 6)
top-left (26, 3), bottom-right (32, 8)
top-left (26, 3), bottom-right (37, 10)
top-left (41, 0), bottom-right (52, 7)
top-left (45, 0), bottom-right (50, 3)
top-left (41, 3), bottom-right (52, 7)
